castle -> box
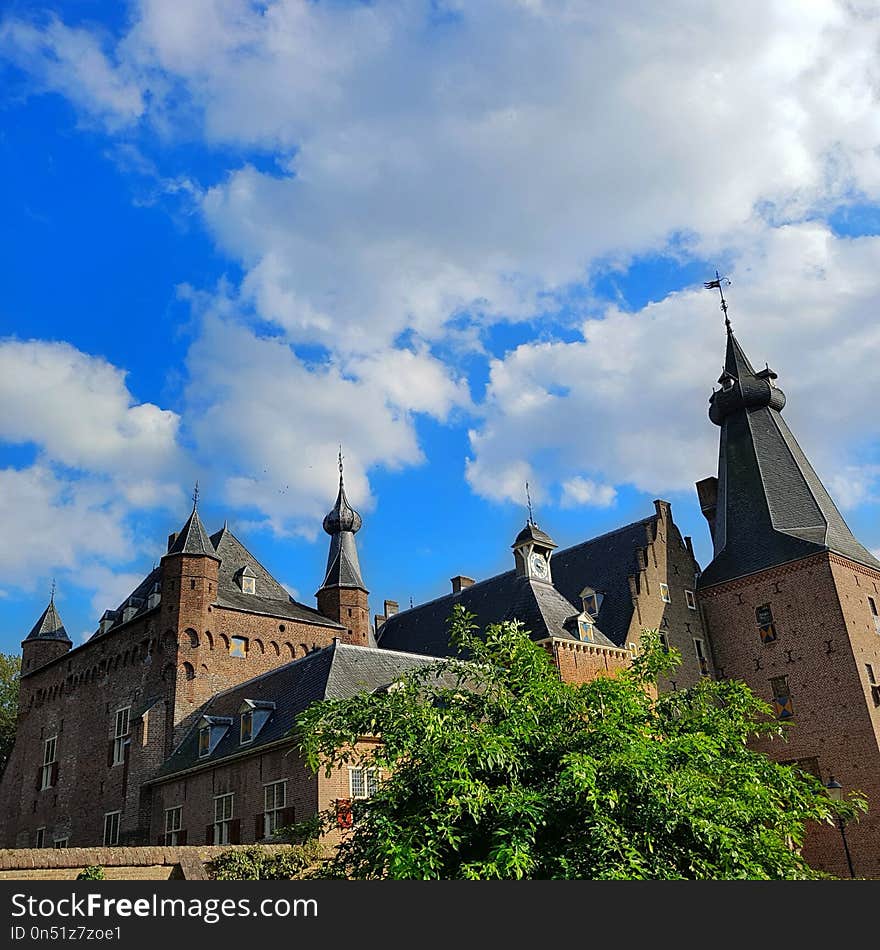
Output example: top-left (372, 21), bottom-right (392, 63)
top-left (2, 318), bottom-right (879, 879)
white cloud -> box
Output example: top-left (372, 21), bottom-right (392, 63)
top-left (0, 15), bottom-right (143, 129)
top-left (560, 477), bottom-right (617, 509)
top-left (467, 223), bottom-right (880, 504)
top-left (0, 338), bottom-right (182, 483)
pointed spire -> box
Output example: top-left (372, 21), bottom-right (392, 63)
top-left (319, 451), bottom-right (366, 591)
top-left (165, 489), bottom-right (220, 560)
top-left (25, 598), bottom-right (71, 643)
top-left (49, 577), bottom-right (56, 605)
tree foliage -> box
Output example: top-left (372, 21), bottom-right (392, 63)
top-left (297, 606), bottom-right (864, 879)
top-left (0, 652), bottom-right (21, 774)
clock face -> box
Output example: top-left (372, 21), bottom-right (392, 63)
top-left (530, 552), bottom-right (548, 578)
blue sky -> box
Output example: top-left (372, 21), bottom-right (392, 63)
top-left (2, 1), bottom-right (880, 652)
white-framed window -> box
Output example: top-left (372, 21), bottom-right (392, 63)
top-left (103, 811), bottom-right (121, 846)
top-left (685, 589), bottom-right (697, 610)
top-left (242, 576), bottom-right (256, 595)
top-left (35, 827), bottom-right (46, 848)
top-left (263, 780), bottom-right (287, 838)
top-left (198, 727), bottom-right (210, 758)
top-left (53, 837), bottom-right (68, 849)
top-left (694, 638), bottom-right (709, 676)
top-left (112, 707), bottom-right (130, 766)
top-left (164, 806), bottom-right (183, 845)
top-left (213, 793), bottom-right (234, 845)
top-left (240, 711), bottom-right (253, 745)
top-left (41, 736), bottom-right (57, 790)
top-left (577, 618), bottom-right (595, 642)
top-left (349, 768), bottom-right (380, 800)
top-left (659, 583), bottom-right (671, 603)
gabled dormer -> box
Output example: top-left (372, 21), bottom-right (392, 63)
top-left (235, 565), bottom-right (257, 595)
top-left (238, 700), bottom-right (276, 745)
top-left (197, 716), bottom-right (232, 758)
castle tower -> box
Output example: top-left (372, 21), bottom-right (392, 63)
top-left (316, 455), bottom-right (371, 646)
top-left (21, 592), bottom-right (72, 675)
top-left (696, 320), bottom-right (880, 878)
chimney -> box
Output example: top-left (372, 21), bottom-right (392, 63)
top-left (696, 477), bottom-right (719, 543)
top-left (451, 576), bottom-right (475, 594)
top-left (384, 600), bottom-right (399, 618)
top-left (167, 532), bottom-right (179, 552)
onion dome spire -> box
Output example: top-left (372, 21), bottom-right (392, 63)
top-left (319, 449), bottom-right (367, 591)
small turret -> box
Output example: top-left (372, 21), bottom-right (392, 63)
top-left (21, 590), bottom-right (71, 673)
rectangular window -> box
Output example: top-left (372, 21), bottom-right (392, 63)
top-left (685, 589), bottom-right (696, 610)
top-left (770, 675), bottom-right (794, 720)
top-left (240, 711), bottom-right (253, 744)
top-left (349, 768), bottom-right (380, 800)
top-left (103, 811), bottom-right (121, 846)
top-left (41, 736), bottom-right (57, 790)
top-left (53, 837), bottom-right (68, 849)
top-left (659, 583), bottom-right (671, 603)
top-left (869, 596), bottom-right (878, 616)
top-left (112, 707), bottom-right (130, 766)
top-left (164, 806), bottom-right (183, 846)
top-left (213, 793), bottom-right (234, 845)
top-left (658, 632), bottom-right (669, 653)
top-left (230, 637), bottom-right (248, 658)
top-left (198, 727), bottom-right (210, 758)
top-left (867, 663), bottom-right (877, 685)
top-left (263, 780), bottom-right (287, 838)
top-left (868, 664), bottom-right (880, 707)
top-left (756, 604), bottom-right (777, 644)
top-left (693, 639), bottom-right (709, 676)
top-left (35, 827), bottom-right (45, 848)
top-left (577, 619), bottom-right (595, 643)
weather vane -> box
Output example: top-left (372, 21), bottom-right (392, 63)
top-left (338, 445), bottom-right (344, 477)
top-left (704, 271), bottom-right (732, 331)
top-left (192, 480), bottom-right (200, 510)
top-left (525, 481), bottom-right (534, 524)
top-left (50, 578), bottom-right (56, 603)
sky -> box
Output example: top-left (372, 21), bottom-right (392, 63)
top-left (2, 0), bottom-right (880, 653)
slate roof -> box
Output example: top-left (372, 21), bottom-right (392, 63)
top-left (513, 521), bottom-right (557, 549)
top-left (700, 329), bottom-right (880, 588)
top-left (166, 507), bottom-right (219, 560)
top-left (153, 641), bottom-right (441, 779)
top-left (24, 599), bottom-right (71, 643)
top-left (377, 517), bottom-right (655, 655)
top-left (319, 474), bottom-right (367, 591)
top-left (88, 520), bottom-right (342, 641)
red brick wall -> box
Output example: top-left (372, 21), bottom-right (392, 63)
top-left (316, 587), bottom-right (371, 646)
top-left (699, 552), bottom-right (880, 879)
top-left (549, 640), bottom-right (631, 684)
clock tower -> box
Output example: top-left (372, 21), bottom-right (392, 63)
top-left (512, 519), bottom-right (557, 583)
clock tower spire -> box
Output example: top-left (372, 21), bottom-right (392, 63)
top-left (512, 489), bottom-right (557, 583)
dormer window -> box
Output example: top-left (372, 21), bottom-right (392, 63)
top-left (236, 565), bottom-right (257, 595)
top-left (230, 636), bottom-right (248, 658)
top-left (580, 588), bottom-right (602, 616)
top-left (577, 618), bottom-right (595, 643)
top-left (240, 711), bottom-right (253, 744)
top-left (238, 700), bottom-right (275, 745)
top-left (197, 716), bottom-right (232, 758)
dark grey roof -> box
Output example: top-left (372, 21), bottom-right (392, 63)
top-left (24, 600), bottom-right (71, 643)
top-left (319, 474), bottom-right (367, 591)
top-left (154, 642), bottom-right (439, 779)
top-left (377, 517), bottom-right (654, 655)
top-left (502, 577), bottom-right (617, 647)
top-left (166, 506), bottom-right (220, 560)
top-left (700, 329), bottom-right (880, 588)
top-left (513, 520), bottom-right (557, 549)
top-left (211, 527), bottom-right (342, 628)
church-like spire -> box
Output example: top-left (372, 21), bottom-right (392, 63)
top-left (319, 451), bottom-right (366, 591)
top-left (699, 324), bottom-right (880, 587)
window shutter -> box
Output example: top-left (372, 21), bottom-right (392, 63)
top-left (50, 762), bottom-right (59, 786)
top-left (280, 806), bottom-right (296, 827)
top-left (254, 814), bottom-right (264, 840)
top-left (107, 740), bottom-right (115, 767)
top-left (206, 823), bottom-right (214, 844)
top-left (336, 799), bottom-right (353, 829)
top-left (178, 829), bottom-right (187, 846)
top-left (229, 819), bottom-right (241, 844)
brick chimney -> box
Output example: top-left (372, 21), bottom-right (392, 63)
top-left (451, 576), bottom-right (475, 594)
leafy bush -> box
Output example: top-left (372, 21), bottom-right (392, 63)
top-left (209, 841), bottom-right (323, 880)
top-left (76, 866), bottom-right (105, 880)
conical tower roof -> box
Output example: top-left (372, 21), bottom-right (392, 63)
top-left (166, 496), bottom-right (220, 561)
top-left (700, 326), bottom-right (880, 587)
top-left (25, 598), bottom-right (71, 643)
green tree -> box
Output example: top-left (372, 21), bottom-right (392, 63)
top-left (297, 606), bottom-right (864, 880)
top-left (0, 652), bottom-right (21, 774)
